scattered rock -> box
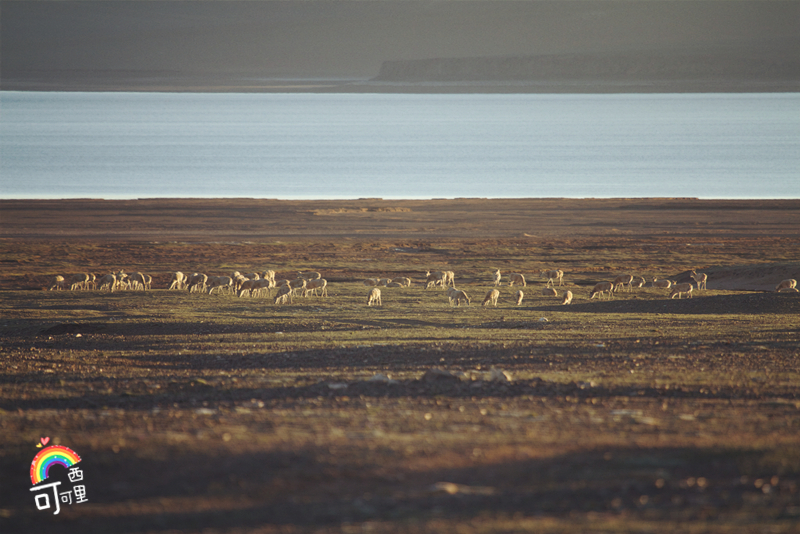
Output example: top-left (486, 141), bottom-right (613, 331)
top-left (429, 481), bottom-right (497, 496)
top-left (38, 322), bottom-right (105, 336)
top-left (487, 367), bottom-right (512, 383)
top-left (191, 378), bottom-right (213, 387)
top-left (422, 368), bottom-right (460, 383)
top-left (366, 373), bottom-right (399, 385)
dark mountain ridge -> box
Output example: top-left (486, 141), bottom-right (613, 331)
top-left (2, 1), bottom-right (798, 92)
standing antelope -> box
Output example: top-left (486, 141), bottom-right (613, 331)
top-left (425, 270), bottom-right (446, 289)
top-left (690, 270), bottom-right (708, 290)
top-left (541, 269), bottom-right (564, 287)
top-left (367, 287), bottom-right (382, 306)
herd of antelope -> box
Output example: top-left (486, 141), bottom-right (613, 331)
top-left (45, 268), bottom-right (797, 307)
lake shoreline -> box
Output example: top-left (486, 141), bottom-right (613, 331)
top-left (3, 78), bottom-right (799, 94)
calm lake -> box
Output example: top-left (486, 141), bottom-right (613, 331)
top-left (1, 91), bottom-right (798, 199)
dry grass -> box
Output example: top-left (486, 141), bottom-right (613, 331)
top-left (1, 199), bottom-right (799, 533)
top-left (2, 262), bottom-right (800, 534)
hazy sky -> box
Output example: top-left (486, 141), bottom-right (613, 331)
top-left (2, 1), bottom-right (798, 79)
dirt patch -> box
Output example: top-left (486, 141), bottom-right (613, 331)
top-left (2, 198), bottom-right (799, 241)
top-left (37, 322), bottom-right (108, 336)
top-left (693, 264), bottom-right (800, 292)
top-left (312, 207), bottom-right (413, 215)
top-left (560, 291), bottom-right (800, 315)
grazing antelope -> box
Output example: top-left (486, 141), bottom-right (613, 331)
top-left (775, 279), bottom-right (797, 292)
top-left (168, 271), bottom-right (187, 290)
top-left (652, 278), bottom-right (673, 289)
top-left (451, 290), bottom-right (470, 306)
top-left (508, 273), bottom-right (526, 287)
top-left (48, 275), bottom-right (66, 291)
top-left (670, 283), bottom-right (694, 299)
top-left (274, 284), bottom-right (293, 305)
top-left (590, 281), bottom-right (614, 300)
top-left (612, 274), bottom-right (634, 293)
top-left (482, 289), bottom-right (500, 307)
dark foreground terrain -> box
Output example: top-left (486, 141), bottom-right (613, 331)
top-left (1, 198), bottom-right (799, 533)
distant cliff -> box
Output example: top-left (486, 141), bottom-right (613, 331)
top-left (4, 1), bottom-right (798, 92)
top-left (374, 48), bottom-right (800, 85)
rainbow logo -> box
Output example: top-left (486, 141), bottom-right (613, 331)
top-left (30, 445), bottom-right (82, 485)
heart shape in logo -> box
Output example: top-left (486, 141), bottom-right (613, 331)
top-left (40, 437), bottom-right (50, 446)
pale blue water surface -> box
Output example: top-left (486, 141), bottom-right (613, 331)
top-left (1, 92), bottom-right (798, 199)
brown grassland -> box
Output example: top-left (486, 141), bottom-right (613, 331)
top-left (1, 198), bottom-right (799, 533)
